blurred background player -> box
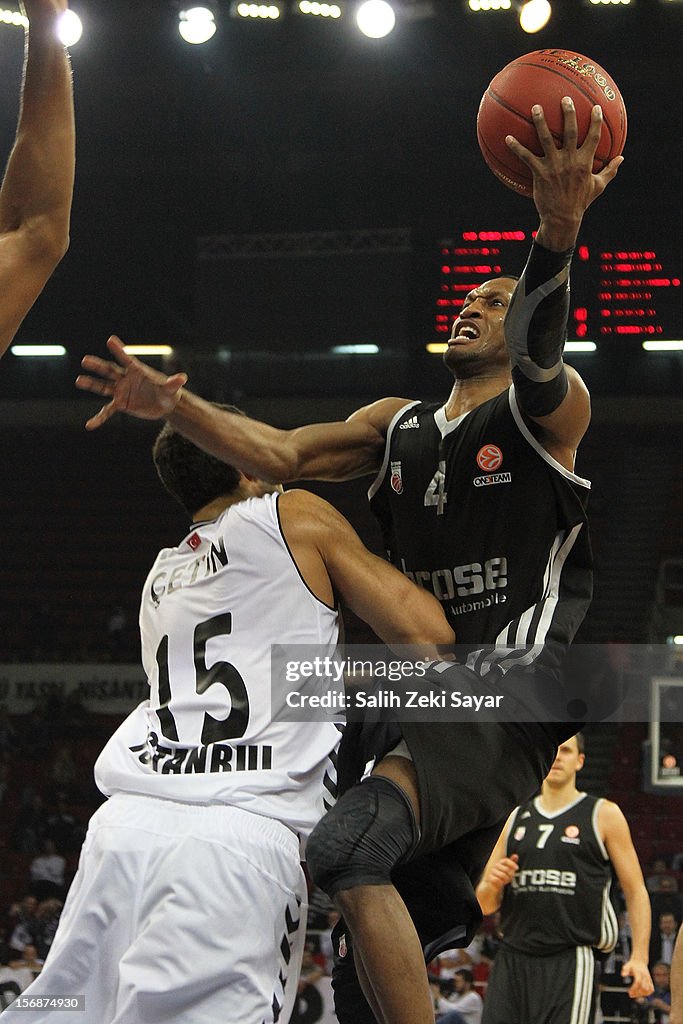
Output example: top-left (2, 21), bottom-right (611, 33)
top-left (0, 0), bottom-right (75, 360)
top-left (476, 733), bottom-right (653, 1024)
top-left (3, 416), bottom-right (453, 1022)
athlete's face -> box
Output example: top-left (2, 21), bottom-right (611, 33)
top-left (546, 736), bottom-right (585, 787)
top-left (443, 277), bottom-right (516, 377)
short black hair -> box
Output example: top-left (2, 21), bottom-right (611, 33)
top-left (455, 969), bottom-right (474, 986)
top-left (152, 405), bottom-right (245, 517)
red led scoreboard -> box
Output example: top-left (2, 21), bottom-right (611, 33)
top-left (432, 229), bottom-right (681, 345)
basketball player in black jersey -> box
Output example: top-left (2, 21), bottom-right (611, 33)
top-left (476, 734), bottom-right (653, 1023)
top-left (76, 99), bottom-right (622, 1024)
top-left (0, 0), bottom-right (75, 361)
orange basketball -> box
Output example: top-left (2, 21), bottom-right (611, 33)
top-left (477, 49), bottom-right (627, 197)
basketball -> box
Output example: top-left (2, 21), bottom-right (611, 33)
top-left (477, 49), bottom-right (627, 197)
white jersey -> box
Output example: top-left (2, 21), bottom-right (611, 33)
top-left (95, 492), bottom-right (341, 841)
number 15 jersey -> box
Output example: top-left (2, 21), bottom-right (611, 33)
top-left (95, 492), bottom-right (341, 841)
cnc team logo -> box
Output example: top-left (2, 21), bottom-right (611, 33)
top-left (562, 824), bottom-right (581, 845)
top-left (477, 444), bottom-right (504, 472)
top-left (390, 460), bottom-right (403, 495)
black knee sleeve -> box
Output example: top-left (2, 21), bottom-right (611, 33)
top-left (307, 776), bottom-right (420, 898)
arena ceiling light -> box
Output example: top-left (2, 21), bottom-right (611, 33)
top-left (467, 0), bottom-right (511, 12)
top-left (122, 345), bottom-right (174, 356)
top-left (297, 1), bottom-right (342, 17)
top-left (642, 340), bottom-right (683, 352)
top-left (178, 6), bottom-right (218, 44)
top-left (11, 344), bottom-right (66, 357)
top-left (331, 344), bottom-right (380, 354)
top-left (519, 0), bottom-right (551, 32)
top-left (356, 0), bottom-right (396, 37)
top-left (233, 2), bottom-right (283, 18)
top-left (0, 7), bottom-right (27, 29)
top-left (58, 9), bottom-right (83, 46)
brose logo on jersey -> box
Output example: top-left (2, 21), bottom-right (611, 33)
top-left (512, 868), bottom-right (577, 892)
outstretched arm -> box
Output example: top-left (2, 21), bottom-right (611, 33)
top-left (600, 800), bottom-right (654, 999)
top-left (77, 336), bottom-right (411, 482)
top-left (278, 488), bottom-right (455, 654)
top-left (504, 98), bottom-right (622, 465)
top-left (0, 0), bottom-right (75, 359)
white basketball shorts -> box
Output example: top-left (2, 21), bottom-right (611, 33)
top-left (4, 793), bottom-right (307, 1023)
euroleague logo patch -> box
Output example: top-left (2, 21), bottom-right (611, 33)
top-left (390, 460), bottom-right (403, 495)
top-left (561, 824), bottom-right (581, 845)
top-left (473, 444), bottom-right (511, 488)
top-left (477, 444), bottom-right (504, 472)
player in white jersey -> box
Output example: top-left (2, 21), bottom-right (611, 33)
top-left (0, 0), bottom-right (75, 361)
top-left (7, 414), bottom-right (453, 1023)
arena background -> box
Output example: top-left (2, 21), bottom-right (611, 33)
top-left (0, 0), bottom-right (681, 1019)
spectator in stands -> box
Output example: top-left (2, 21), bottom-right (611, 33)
top-left (652, 877), bottom-right (683, 927)
top-left (651, 913), bottom-right (680, 968)
top-left (45, 793), bottom-right (83, 853)
top-left (0, 762), bottom-right (10, 807)
top-left (13, 795), bottom-right (49, 855)
top-left (648, 859), bottom-right (675, 895)
top-left (0, 706), bottom-right (18, 755)
top-left (29, 839), bottom-right (66, 900)
top-left (7, 896), bottom-right (39, 956)
top-left (431, 968), bottom-right (483, 1024)
top-left (9, 944), bottom-right (43, 981)
top-left (47, 744), bottom-right (77, 800)
top-left (31, 899), bottom-right (64, 962)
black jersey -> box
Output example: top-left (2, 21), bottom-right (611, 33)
top-left (369, 386), bottom-right (592, 675)
top-left (500, 793), bottom-right (618, 955)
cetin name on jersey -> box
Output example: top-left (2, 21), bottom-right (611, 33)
top-left (511, 868), bottom-right (578, 893)
top-left (149, 538), bottom-right (229, 607)
top-left (399, 556), bottom-right (508, 603)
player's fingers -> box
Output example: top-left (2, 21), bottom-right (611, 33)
top-left (164, 373), bottom-right (188, 393)
top-left (106, 334), bottom-right (136, 367)
top-left (579, 104), bottom-right (603, 158)
top-left (84, 401), bottom-right (117, 431)
top-left (80, 354), bottom-right (124, 379)
top-left (530, 104), bottom-right (555, 156)
top-left (505, 134), bottom-right (538, 170)
top-left (75, 374), bottom-right (115, 397)
top-left (596, 154), bottom-right (624, 187)
top-left (561, 96), bottom-right (578, 150)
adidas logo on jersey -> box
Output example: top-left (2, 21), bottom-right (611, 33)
top-left (399, 416), bottom-right (420, 430)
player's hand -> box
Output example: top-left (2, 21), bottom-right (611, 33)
top-left (621, 958), bottom-right (654, 999)
top-left (505, 97), bottom-right (623, 250)
top-left (76, 336), bottom-right (188, 430)
top-left (486, 854), bottom-right (519, 890)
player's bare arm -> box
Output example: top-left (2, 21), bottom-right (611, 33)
top-left (475, 814), bottom-right (519, 915)
top-left (599, 799), bottom-right (654, 999)
top-left (0, 0), bottom-right (75, 358)
top-left (77, 336), bottom-right (411, 482)
top-left (504, 99), bottom-right (622, 468)
top-left (277, 488), bottom-right (454, 654)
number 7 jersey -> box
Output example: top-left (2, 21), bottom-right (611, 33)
top-left (95, 492), bottom-right (341, 841)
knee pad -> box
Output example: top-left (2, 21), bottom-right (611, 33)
top-left (307, 776), bottom-right (419, 898)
